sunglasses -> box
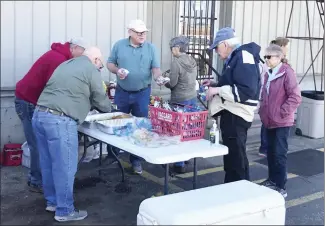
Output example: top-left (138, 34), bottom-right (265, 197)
top-left (264, 55), bottom-right (278, 59)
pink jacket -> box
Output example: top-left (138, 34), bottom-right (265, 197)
top-left (259, 63), bottom-right (302, 128)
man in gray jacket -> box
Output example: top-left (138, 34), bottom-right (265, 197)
top-left (32, 47), bottom-right (111, 222)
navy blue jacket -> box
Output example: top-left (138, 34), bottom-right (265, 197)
top-left (216, 42), bottom-right (261, 106)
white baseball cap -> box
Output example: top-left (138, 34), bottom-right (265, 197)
top-left (127, 19), bottom-right (149, 33)
top-left (69, 37), bottom-right (90, 49)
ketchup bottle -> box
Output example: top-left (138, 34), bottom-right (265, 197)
top-left (108, 81), bottom-right (116, 99)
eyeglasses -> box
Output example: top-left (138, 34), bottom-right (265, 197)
top-left (131, 29), bottom-right (147, 36)
top-left (264, 55), bottom-right (278, 60)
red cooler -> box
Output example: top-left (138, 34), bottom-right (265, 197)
top-left (1, 143), bottom-right (23, 166)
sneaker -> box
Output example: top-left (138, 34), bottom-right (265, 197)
top-left (46, 206), bottom-right (56, 212)
top-left (27, 182), bottom-right (43, 194)
top-left (275, 187), bottom-right (288, 198)
top-left (132, 162), bottom-right (143, 175)
top-left (259, 179), bottom-right (276, 188)
top-left (174, 165), bottom-right (186, 174)
top-left (54, 209), bottom-right (88, 222)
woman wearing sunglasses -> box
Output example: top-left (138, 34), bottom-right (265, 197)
top-left (259, 37), bottom-right (291, 157)
top-left (258, 44), bottom-right (301, 198)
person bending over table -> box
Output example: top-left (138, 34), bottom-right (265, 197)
top-left (14, 37), bottom-right (89, 193)
top-left (203, 27), bottom-right (261, 183)
top-left (107, 19), bottom-right (165, 175)
top-left (32, 47), bottom-right (111, 222)
top-left (164, 35), bottom-right (198, 174)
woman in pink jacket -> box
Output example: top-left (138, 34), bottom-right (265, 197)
top-left (258, 44), bottom-right (302, 198)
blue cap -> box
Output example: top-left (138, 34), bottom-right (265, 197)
top-left (209, 27), bottom-right (236, 50)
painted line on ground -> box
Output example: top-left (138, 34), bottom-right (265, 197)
top-left (119, 160), bottom-right (322, 210)
top-left (286, 191), bottom-right (324, 208)
top-left (170, 162), bottom-right (256, 181)
top-left (120, 160), bottom-right (184, 193)
top-left (252, 173), bottom-right (298, 184)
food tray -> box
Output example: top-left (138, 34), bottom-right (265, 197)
top-left (95, 118), bottom-right (136, 135)
top-left (82, 112), bottom-right (132, 129)
top-left (84, 112), bottom-right (129, 122)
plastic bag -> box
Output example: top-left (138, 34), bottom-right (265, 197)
top-left (128, 129), bottom-right (180, 148)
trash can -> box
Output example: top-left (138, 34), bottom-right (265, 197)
top-left (296, 90), bottom-right (324, 139)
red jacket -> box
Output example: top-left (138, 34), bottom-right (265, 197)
top-left (259, 63), bottom-right (302, 129)
top-left (15, 42), bottom-right (72, 105)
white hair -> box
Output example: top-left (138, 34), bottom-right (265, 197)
top-left (265, 44), bottom-right (284, 57)
top-left (224, 37), bottom-right (241, 48)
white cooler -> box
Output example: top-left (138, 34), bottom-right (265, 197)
top-left (137, 180), bottom-right (286, 225)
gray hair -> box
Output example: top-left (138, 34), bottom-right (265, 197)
top-left (169, 36), bottom-right (189, 52)
top-left (223, 37), bottom-right (241, 48)
top-left (265, 44), bottom-right (284, 57)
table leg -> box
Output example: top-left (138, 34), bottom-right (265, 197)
top-left (99, 142), bottom-right (102, 166)
top-left (193, 158), bottom-right (197, 189)
top-left (164, 164), bottom-right (169, 195)
top-left (78, 134), bottom-right (88, 166)
top-left (98, 142), bottom-right (103, 177)
top-left (109, 145), bottom-right (125, 182)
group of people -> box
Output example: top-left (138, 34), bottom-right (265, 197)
top-left (203, 28), bottom-right (301, 198)
top-left (14, 17), bottom-right (301, 222)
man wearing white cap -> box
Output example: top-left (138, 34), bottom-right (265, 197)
top-left (32, 46), bottom-right (110, 222)
top-left (14, 37), bottom-right (89, 193)
top-left (107, 19), bottom-right (163, 174)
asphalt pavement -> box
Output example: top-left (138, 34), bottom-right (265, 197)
top-left (1, 135), bottom-right (324, 225)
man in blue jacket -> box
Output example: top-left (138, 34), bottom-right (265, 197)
top-left (204, 27), bottom-right (261, 183)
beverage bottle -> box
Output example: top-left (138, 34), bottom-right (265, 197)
top-left (209, 120), bottom-right (219, 145)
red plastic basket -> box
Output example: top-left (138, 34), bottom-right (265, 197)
top-left (149, 105), bottom-right (208, 141)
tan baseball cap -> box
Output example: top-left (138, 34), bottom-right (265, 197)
top-left (127, 19), bottom-right (149, 33)
top-left (69, 37), bottom-right (90, 49)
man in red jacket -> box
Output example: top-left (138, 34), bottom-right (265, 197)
top-left (15, 38), bottom-right (89, 193)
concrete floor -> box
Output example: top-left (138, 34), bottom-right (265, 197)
top-left (1, 135), bottom-right (324, 225)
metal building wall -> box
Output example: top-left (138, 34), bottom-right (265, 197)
top-left (1, 1), bottom-right (148, 88)
top-left (0, 1), bottom-right (179, 147)
top-left (231, 0), bottom-right (323, 77)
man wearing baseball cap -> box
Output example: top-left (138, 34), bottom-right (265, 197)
top-left (203, 27), bottom-right (261, 183)
top-left (107, 19), bottom-right (163, 174)
top-left (14, 37), bottom-right (89, 194)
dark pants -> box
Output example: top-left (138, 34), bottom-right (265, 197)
top-left (218, 110), bottom-right (252, 183)
top-left (266, 127), bottom-right (290, 190)
top-left (113, 85), bottom-right (151, 164)
top-left (259, 124), bottom-right (268, 154)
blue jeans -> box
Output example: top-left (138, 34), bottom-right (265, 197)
top-left (259, 124), bottom-right (268, 154)
top-left (32, 110), bottom-right (78, 217)
top-left (14, 97), bottom-right (42, 187)
top-left (114, 86), bottom-right (151, 165)
top-left (266, 127), bottom-right (290, 190)
top-left (172, 97), bottom-right (197, 167)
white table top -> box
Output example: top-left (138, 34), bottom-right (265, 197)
top-left (78, 123), bottom-right (228, 165)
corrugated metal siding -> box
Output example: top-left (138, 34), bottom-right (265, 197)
top-left (0, 0), bottom-right (148, 88)
top-left (147, 1), bottom-right (179, 98)
top-left (0, 0), bottom-right (178, 147)
top-left (231, 0), bottom-right (323, 76)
